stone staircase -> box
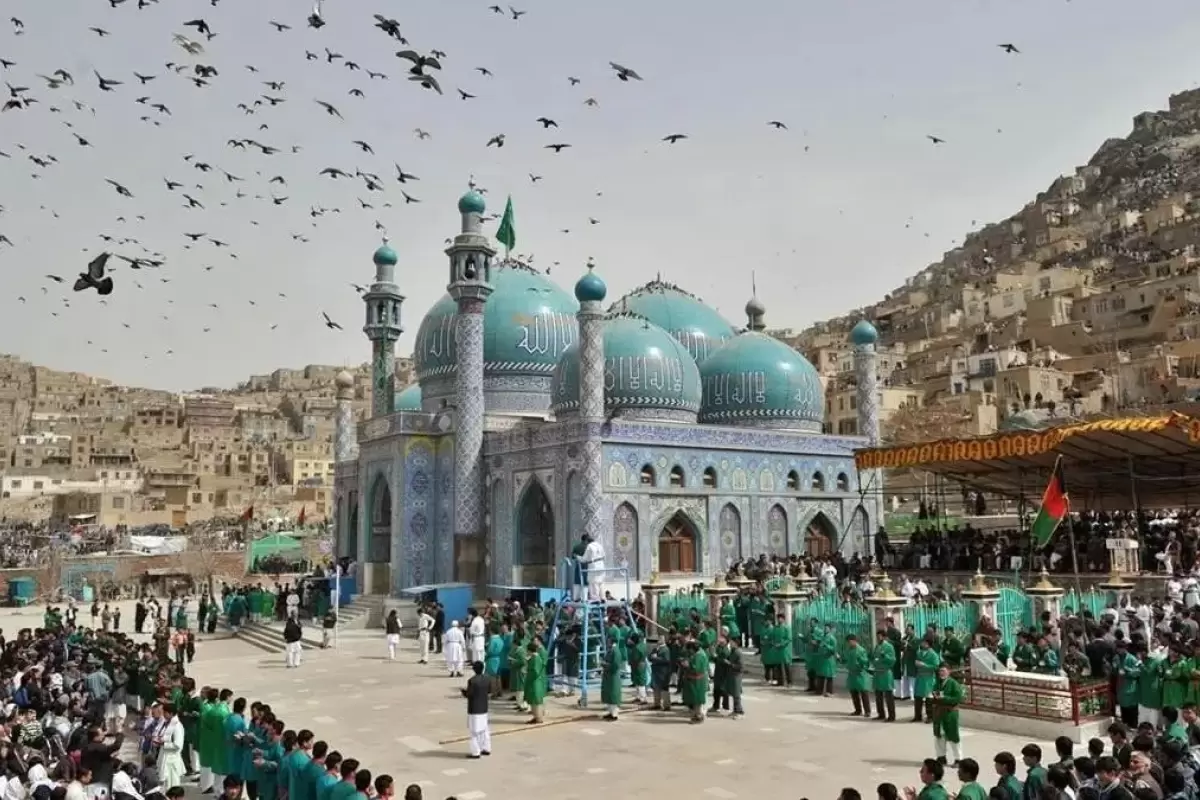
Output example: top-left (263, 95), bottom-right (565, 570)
top-left (218, 595), bottom-right (418, 654)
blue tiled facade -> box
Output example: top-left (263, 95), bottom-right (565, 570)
top-left (332, 201), bottom-right (883, 596)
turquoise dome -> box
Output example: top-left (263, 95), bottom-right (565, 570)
top-left (850, 319), bottom-right (879, 346)
top-left (551, 314), bottom-right (702, 418)
top-left (393, 383), bottom-right (422, 412)
top-left (698, 332), bottom-right (824, 430)
top-left (613, 280), bottom-right (736, 363)
top-left (574, 268), bottom-right (607, 303)
top-left (458, 190), bottom-right (486, 215)
top-left (413, 261), bottom-right (579, 382)
top-left (373, 242), bottom-right (398, 267)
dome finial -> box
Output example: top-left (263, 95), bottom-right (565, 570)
top-left (575, 259), bottom-right (607, 303)
top-left (850, 319), bottom-right (879, 347)
top-left (372, 235), bottom-right (398, 268)
top-left (745, 270), bottom-right (766, 332)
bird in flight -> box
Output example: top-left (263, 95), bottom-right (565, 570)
top-left (74, 252), bottom-right (114, 295)
top-left (322, 312), bottom-right (342, 330)
top-left (768, 120), bottom-right (788, 129)
top-left (536, 117), bottom-right (557, 128)
top-left (610, 62), bottom-right (643, 82)
top-left (315, 100), bottom-right (343, 119)
top-left (662, 134), bottom-right (688, 144)
top-left (545, 143), bottom-right (571, 153)
top-left (998, 43), bottom-right (1019, 54)
top-left (927, 135), bottom-right (946, 144)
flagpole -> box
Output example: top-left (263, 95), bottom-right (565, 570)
top-left (1057, 455), bottom-right (1084, 601)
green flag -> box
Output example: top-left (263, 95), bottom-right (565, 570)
top-left (496, 195), bottom-right (516, 254)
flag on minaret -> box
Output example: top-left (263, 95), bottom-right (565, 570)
top-left (496, 195), bottom-right (516, 255)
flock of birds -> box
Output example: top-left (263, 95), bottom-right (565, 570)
top-left (0, 0), bottom-right (1029, 373)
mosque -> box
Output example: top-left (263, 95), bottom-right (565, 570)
top-left (331, 191), bottom-right (884, 596)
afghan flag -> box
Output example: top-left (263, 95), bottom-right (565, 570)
top-left (495, 195), bottom-right (516, 254)
top-left (1030, 457), bottom-right (1068, 547)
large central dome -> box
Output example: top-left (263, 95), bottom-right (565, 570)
top-left (413, 261), bottom-right (579, 413)
top-left (610, 279), bottom-right (736, 364)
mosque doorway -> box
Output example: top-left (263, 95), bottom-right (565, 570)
top-left (367, 475), bottom-right (392, 594)
top-left (805, 512), bottom-right (837, 557)
top-left (516, 481), bottom-right (555, 586)
top-left (658, 512), bottom-right (697, 574)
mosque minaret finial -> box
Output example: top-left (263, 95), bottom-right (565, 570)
top-left (363, 235), bottom-right (403, 418)
top-left (574, 260), bottom-right (609, 554)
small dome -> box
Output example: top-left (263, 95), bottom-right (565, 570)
top-left (574, 267), bottom-right (607, 303)
top-left (745, 296), bottom-right (766, 318)
top-left (551, 313), bottom-right (701, 421)
top-left (611, 279), bottom-right (736, 363)
top-left (394, 383), bottom-right (422, 412)
top-left (850, 319), bottom-right (879, 346)
top-left (698, 332), bottom-right (824, 430)
top-left (334, 370), bottom-right (354, 389)
top-left (413, 261), bottom-right (579, 412)
top-left (373, 241), bottom-right (398, 267)
top-left (457, 190), bottom-right (486, 215)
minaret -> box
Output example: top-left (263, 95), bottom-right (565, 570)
top-left (446, 189), bottom-right (495, 581)
top-left (363, 238), bottom-right (404, 417)
top-left (850, 319), bottom-right (883, 556)
top-left (574, 263), bottom-right (608, 547)
top-left (333, 370), bottom-right (357, 462)
top-left (850, 319), bottom-right (880, 443)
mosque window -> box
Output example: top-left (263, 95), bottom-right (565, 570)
top-left (669, 465), bottom-right (685, 488)
top-left (639, 465), bottom-right (656, 486)
top-left (836, 473), bottom-right (850, 492)
top-left (811, 472), bottom-right (826, 491)
top-left (702, 467), bottom-right (717, 488)
top-left (786, 470), bottom-right (800, 490)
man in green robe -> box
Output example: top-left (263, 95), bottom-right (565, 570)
top-left (175, 677), bottom-right (201, 777)
top-left (628, 632), bottom-right (649, 705)
top-left (223, 697), bottom-right (249, 784)
top-left (940, 627), bottom-right (965, 671)
top-left (760, 618), bottom-right (781, 685)
top-left (845, 634), bottom-right (872, 717)
top-left (1111, 640), bottom-right (1142, 727)
top-left (284, 730), bottom-right (315, 800)
top-left (524, 638), bottom-right (548, 724)
top-left (815, 622), bottom-right (837, 696)
top-left (206, 689), bottom-right (233, 786)
top-left (931, 663), bottom-right (964, 766)
top-left (956, 758), bottom-right (988, 800)
top-left (251, 720), bottom-right (285, 800)
top-left (748, 595), bottom-right (768, 652)
top-left (196, 690), bottom-right (214, 788)
top-left (718, 599), bottom-right (739, 643)
top-left (682, 640), bottom-right (709, 723)
top-left (484, 633), bottom-right (504, 697)
top-left (507, 634), bottom-right (528, 710)
top-left (914, 639), bottom-right (941, 723)
top-left (873, 629), bottom-right (897, 722)
top-left (802, 618), bottom-right (820, 691)
top-left (600, 630), bottom-right (625, 720)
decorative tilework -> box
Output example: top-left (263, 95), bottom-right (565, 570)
top-left (335, 400), bottom-right (357, 462)
top-left (367, 470), bottom-right (392, 563)
top-left (490, 477), bottom-right (511, 583)
top-left (404, 439), bottom-right (435, 588)
top-left (453, 306), bottom-right (486, 541)
top-left (767, 504), bottom-right (787, 558)
top-left (613, 502), bottom-right (637, 573)
top-left (436, 437), bottom-right (455, 583)
top-left (371, 341), bottom-right (397, 419)
top-left (567, 471), bottom-right (582, 545)
top-left (718, 503), bottom-right (741, 568)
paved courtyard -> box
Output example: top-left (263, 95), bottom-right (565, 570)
top-left (181, 632), bottom-right (1071, 800)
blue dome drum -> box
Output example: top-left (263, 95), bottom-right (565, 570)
top-left (414, 260), bottom-right (579, 413)
top-left (393, 383), bottom-right (422, 412)
top-left (552, 312), bottom-right (701, 422)
top-left (611, 279), bottom-right (735, 364)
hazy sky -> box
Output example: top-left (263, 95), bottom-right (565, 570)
top-left (3, 0), bottom-right (1200, 391)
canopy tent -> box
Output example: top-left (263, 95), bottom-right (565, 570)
top-left (246, 533), bottom-right (305, 564)
top-left (854, 412), bottom-right (1200, 510)
top-left (128, 535), bottom-right (187, 555)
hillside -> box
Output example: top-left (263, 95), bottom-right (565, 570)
top-left (809, 87), bottom-right (1200, 342)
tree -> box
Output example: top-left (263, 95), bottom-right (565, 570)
top-left (180, 527), bottom-right (236, 596)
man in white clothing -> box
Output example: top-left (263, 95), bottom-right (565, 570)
top-left (443, 620), bottom-right (466, 676)
top-left (417, 608), bottom-right (435, 664)
top-left (467, 611), bottom-right (486, 664)
top-left (582, 534), bottom-right (606, 601)
top-left (157, 704), bottom-right (186, 790)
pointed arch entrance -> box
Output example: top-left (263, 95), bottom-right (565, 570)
top-left (515, 480), bottom-right (555, 586)
top-left (805, 512), bottom-right (837, 557)
top-left (366, 475), bottom-right (392, 593)
top-left (767, 504), bottom-right (788, 558)
top-left (658, 511), bottom-right (698, 574)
